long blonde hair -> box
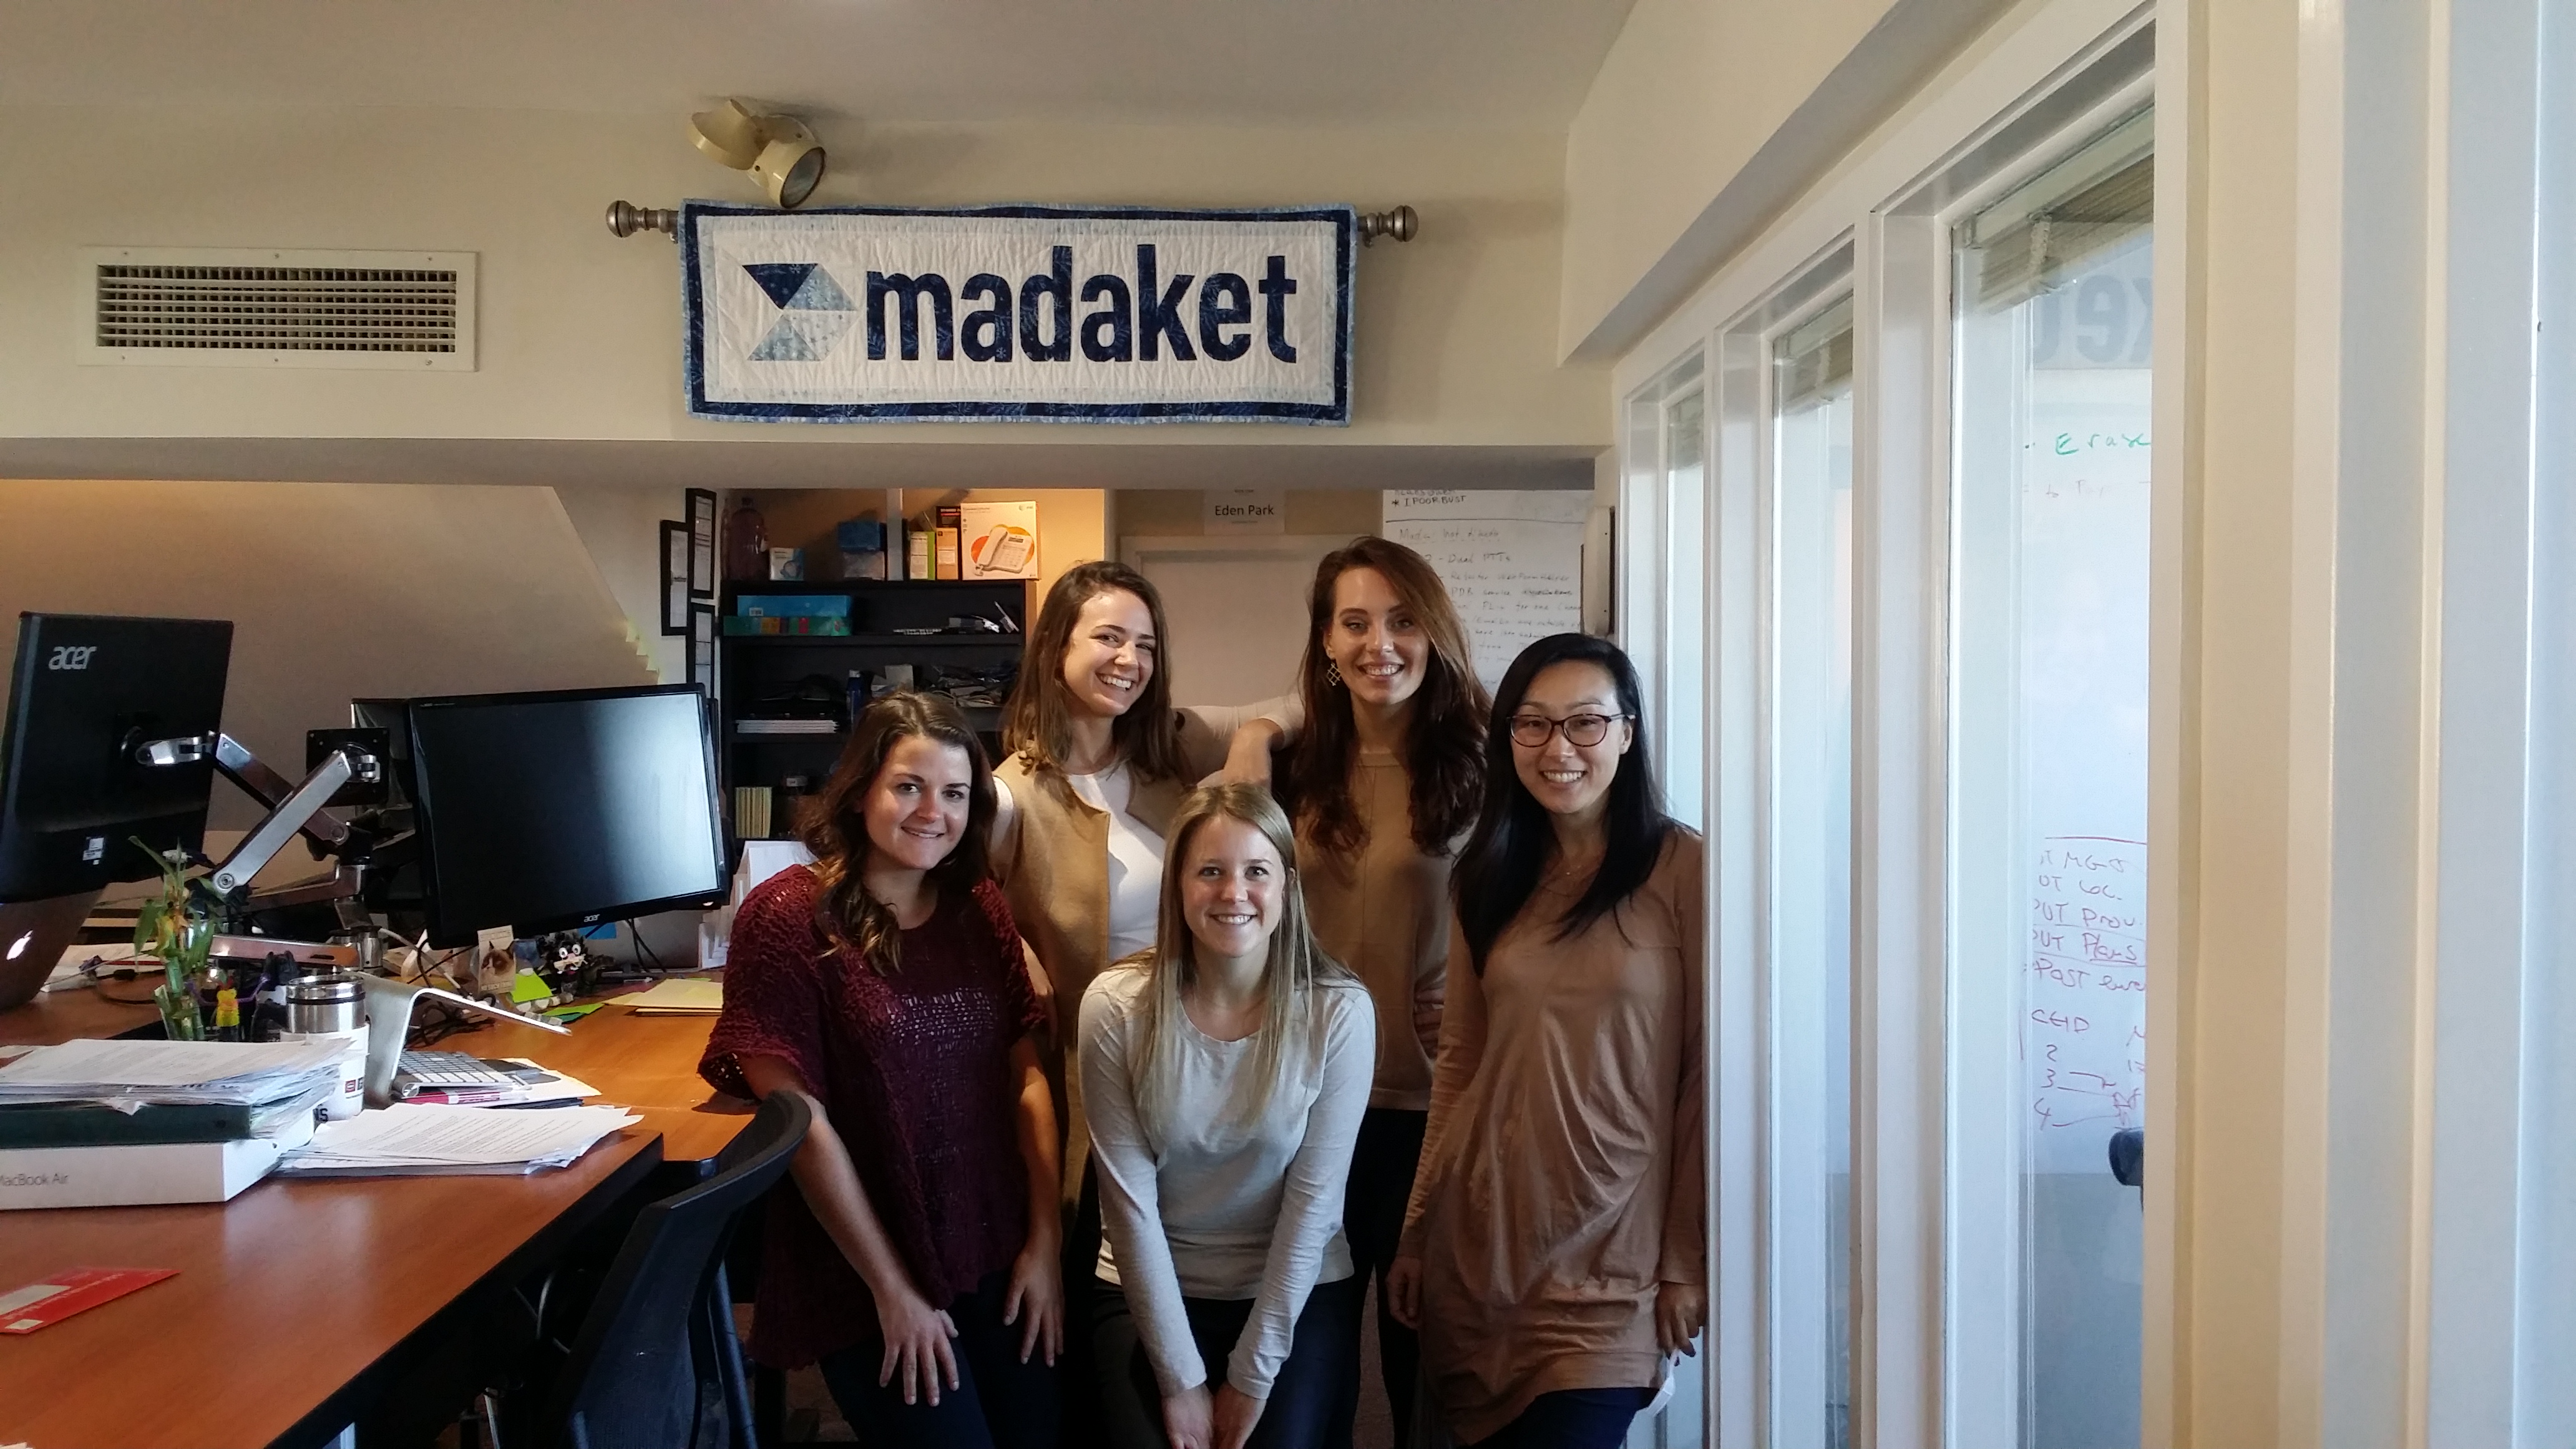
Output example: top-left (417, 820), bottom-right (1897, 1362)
top-left (1130, 783), bottom-right (1357, 1143)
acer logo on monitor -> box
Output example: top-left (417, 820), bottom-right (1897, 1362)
top-left (46, 646), bottom-right (97, 671)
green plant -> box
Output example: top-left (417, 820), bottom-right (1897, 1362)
top-left (131, 837), bottom-right (211, 1042)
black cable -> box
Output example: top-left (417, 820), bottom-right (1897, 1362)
top-left (624, 918), bottom-right (670, 977)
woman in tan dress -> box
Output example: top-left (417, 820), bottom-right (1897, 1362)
top-left (1270, 537), bottom-right (1487, 1449)
top-left (1387, 633), bottom-right (1706, 1448)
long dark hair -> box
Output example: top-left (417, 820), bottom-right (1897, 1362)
top-left (1277, 537), bottom-right (1488, 856)
top-left (999, 560), bottom-right (1186, 791)
top-left (801, 691), bottom-right (995, 974)
top-left (1451, 633), bottom-right (1672, 974)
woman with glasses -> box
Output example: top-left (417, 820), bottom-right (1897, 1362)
top-left (1268, 537), bottom-right (1486, 1449)
top-left (1385, 634), bottom-right (1707, 1449)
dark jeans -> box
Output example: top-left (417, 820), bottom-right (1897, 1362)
top-left (1092, 1271), bottom-right (1365, 1449)
top-left (816, 1270), bottom-right (1060, 1449)
top-left (1060, 1166), bottom-right (1108, 1449)
top-left (1463, 1388), bottom-right (1655, 1449)
top-left (1331, 1106), bottom-right (1428, 1449)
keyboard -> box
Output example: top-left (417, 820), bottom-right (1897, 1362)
top-left (395, 1051), bottom-right (535, 1093)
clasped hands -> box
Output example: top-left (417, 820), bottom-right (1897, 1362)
top-left (1163, 1380), bottom-right (1266, 1449)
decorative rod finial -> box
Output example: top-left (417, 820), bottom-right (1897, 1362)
top-left (606, 201), bottom-right (681, 240)
top-left (1357, 205), bottom-right (1418, 246)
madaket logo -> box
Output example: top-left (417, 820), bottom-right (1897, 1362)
top-left (46, 645), bottom-right (96, 671)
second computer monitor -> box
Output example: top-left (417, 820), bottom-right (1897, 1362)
top-left (406, 684), bottom-right (728, 948)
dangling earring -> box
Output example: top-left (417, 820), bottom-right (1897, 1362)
top-left (1325, 659), bottom-right (1344, 688)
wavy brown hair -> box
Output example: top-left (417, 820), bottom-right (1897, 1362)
top-left (1277, 537), bottom-right (1489, 856)
top-left (999, 560), bottom-right (1187, 795)
top-left (800, 691), bottom-right (995, 975)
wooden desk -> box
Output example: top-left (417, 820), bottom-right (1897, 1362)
top-left (0, 1131), bottom-right (661, 1449)
top-left (476, 988), bottom-right (751, 1171)
top-left (0, 980), bottom-right (163, 1046)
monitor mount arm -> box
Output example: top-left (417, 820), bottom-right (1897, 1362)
top-left (135, 732), bottom-right (384, 964)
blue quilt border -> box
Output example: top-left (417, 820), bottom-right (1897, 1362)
top-left (679, 201), bottom-right (1356, 426)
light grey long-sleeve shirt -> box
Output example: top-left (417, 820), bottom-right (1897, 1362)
top-left (1079, 964), bottom-right (1373, 1399)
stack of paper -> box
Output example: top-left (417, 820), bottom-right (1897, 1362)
top-left (0, 1041), bottom-right (348, 1209)
top-left (623, 978), bottom-right (724, 1015)
top-left (0, 1039), bottom-right (347, 1108)
top-left (278, 1103), bottom-right (640, 1177)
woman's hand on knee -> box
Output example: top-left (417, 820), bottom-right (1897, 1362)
top-left (1386, 1256), bottom-right (1425, 1330)
top-left (1654, 1281), bottom-right (1707, 1357)
top-left (1163, 1382), bottom-right (1215, 1449)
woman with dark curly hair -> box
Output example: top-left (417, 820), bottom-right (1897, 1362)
top-left (701, 691), bottom-right (1062, 1447)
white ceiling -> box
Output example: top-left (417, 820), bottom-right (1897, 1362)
top-left (0, 0), bottom-right (1637, 130)
top-left (0, 437), bottom-right (1599, 494)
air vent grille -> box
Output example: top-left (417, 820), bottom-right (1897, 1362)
top-left (79, 248), bottom-right (477, 370)
top-left (97, 265), bottom-right (459, 353)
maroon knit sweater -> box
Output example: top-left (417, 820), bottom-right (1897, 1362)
top-left (700, 867), bottom-right (1045, 1368)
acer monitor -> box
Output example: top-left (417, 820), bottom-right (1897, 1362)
top-left (0, 613), bottom-right (232, 1008)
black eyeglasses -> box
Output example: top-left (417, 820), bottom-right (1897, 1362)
top-left (1508, 712), bottom-right (1630, 748)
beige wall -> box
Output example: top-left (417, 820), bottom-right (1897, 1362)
top-left (0, 106), bottom-right (1605, 456)
top-left (1559, 0), bottom-right (2015, 358)
top-left (552, 482), bottom-right (687, 683)
top-left (0, 479), bottom-right (650, 829)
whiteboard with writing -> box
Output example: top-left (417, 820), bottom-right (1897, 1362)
top-left (1382, 489), bottom-right (1588, 690)
top-left (2019, 365), bottom-right (2151, 1173)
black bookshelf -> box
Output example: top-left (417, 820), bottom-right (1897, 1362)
top-left (717, 577), bottom-right (1028, 855)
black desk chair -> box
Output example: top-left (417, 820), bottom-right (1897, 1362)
top-left (537, 1090), bottom-right (811, 1449)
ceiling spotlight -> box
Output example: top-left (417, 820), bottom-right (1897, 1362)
top-left (690, 99), bottom-right (827, 209)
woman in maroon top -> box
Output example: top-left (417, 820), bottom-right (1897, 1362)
top-left (702, 691), bottom-right (1063, 1447)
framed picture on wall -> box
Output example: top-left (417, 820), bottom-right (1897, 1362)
top-left (661, 520), bottom-right (691, 635)
top-left (689, 602), bottom-right (717, 693)
top-left (685, 489), bottom-right (718, 598)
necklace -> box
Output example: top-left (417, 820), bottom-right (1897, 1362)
top-left (1548, 851), bottom-right (1604, 884)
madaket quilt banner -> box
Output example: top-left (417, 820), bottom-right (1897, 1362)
top-left (682, 202), bottom-right (1355, 424)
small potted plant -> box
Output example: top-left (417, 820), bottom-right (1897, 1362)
top-left (131, 839), bottom-right (212, 1042)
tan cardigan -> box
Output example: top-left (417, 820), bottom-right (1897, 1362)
top-left (1295, 749), bottom-right (1456, 1113)
top-left (990, 705), bottom-right (1248, 1202)
top-left (1399, 829), bottom-right (1707, 1443)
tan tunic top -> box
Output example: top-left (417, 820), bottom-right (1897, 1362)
top-left (1398, 829), bottom-right (1707, 1443)
top-left (1295, 748), bottom-right (1455, 1112)
top-left (990, 703), bottom-right (1273, 1202)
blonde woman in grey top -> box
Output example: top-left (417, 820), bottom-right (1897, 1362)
top-left (1081, 784), bottom-right (1374, 1449)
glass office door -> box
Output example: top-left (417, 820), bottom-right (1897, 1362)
top-left (1768, 295), bottom-right (1856, 1449)
top-left (1948, 107), bottom-right (2153, 1449)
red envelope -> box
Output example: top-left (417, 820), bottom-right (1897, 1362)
top-left (0, 1267), bottom-right (178, 1333)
